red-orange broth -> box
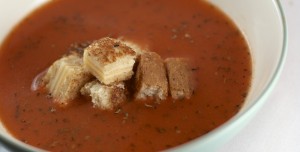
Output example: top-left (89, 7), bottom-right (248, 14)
top-left (0, 0), bottom-right (252, 151)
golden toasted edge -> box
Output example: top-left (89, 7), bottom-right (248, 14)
top-left (83, 37), bottom-right (137, 85)
top-left (42, 54), bottom-right (92, 106)
top-left (165, 58), bottom-right (194, 100)
top-left (135, 51), bottom-right (168, 101)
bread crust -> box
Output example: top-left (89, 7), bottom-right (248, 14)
top-left (83, 37), bottom-right (137, 85)
top-left (165, 58), bottom-right (194, 100)
top-left (135, 52), bottom-right (168, 101)
top-left (81, 80), bottom-right (126, 110)
top-left (43, 54), bottom-right (92, 106)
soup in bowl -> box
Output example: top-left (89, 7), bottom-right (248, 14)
top-left (0, 0), bottom-right (286, 151)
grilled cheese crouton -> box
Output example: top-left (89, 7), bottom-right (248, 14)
top-left (83, 37), bottom-right (137, 85)
top-left (135, 52), bottom-right (168, 101)
top-left (81, 80), bottom-right (126, 110)
top-left (165, 58), bottom-right (194, 100)
top-left (43, 54), bottom-right (92, 106)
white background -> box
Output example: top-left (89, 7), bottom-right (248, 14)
top-left (0, 0), bottom-right (299, 152)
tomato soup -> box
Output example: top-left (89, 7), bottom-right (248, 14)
top-left (0, 0), bottom-right (252, 151)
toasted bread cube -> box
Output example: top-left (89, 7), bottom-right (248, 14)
top-left (83, 37), bottom-right (137, 85)
top-left (43, 54), bottom-right (92, 106)
top-left (135, 52), bottom-right (168, 101)
top-left (81, 80), bottom-right (126, 110)
top-left (165, 58), bottom-right (194, 100)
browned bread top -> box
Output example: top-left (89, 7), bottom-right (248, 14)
top-left (84, 37), bottom-right (136, 64)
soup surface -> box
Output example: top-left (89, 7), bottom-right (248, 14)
top-left (0, 0), bottom-right (251, 151)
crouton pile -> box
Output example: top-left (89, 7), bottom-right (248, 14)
top-left (40, 37), bottom-right (194, 110)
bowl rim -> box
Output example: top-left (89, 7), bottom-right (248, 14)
top-left (0, 0), bottom-right (288, 151)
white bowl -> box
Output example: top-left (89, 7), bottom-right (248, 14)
top-left (0, 0), bottom-right (287, 151)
